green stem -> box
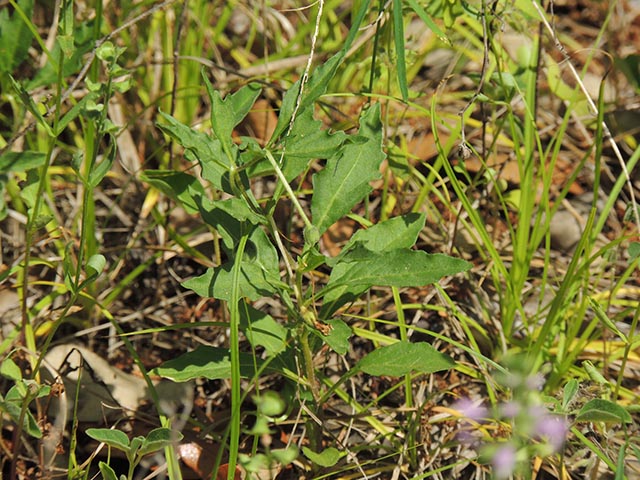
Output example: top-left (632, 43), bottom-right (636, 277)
top-left (227, 226), bottom-right (249, 480)
top-left (263, 149), bottom-right (313, 230)
top-left (299, 324), bottom-right (322, 452)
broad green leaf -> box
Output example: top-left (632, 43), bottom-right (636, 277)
top-left (357, 341), bottom-right (455, 376)
top-left (320, 250), bottom-right (471, 318)
top-left (278, 108), bottom-right (347, 181)
top-left (317, 319), bottom-right (352, 355)
top-left (98, 461), bottom-right (119, 480)
top-left (139, 428), bottom-right (183, 456)
top-left (311, 104), bottom-right (385, 235)
top-left (0, 151), bottom-right (47, 173)
top-left (629, 241), bottom-right (640, 261)
top-left (270, 52), bottom-right (345, 143)
top-left (182, 261), bottom-right (278, 301)
top-left (2, 387), bottom-right (44, 438)
top-left (86, 428), bottom-right (130, 451)
top-left (254, 390), bottom-right (286, 417)
top-left (139, 170), bottom-right (204, 214)
top-left (0, 0), bottom-right (34, 73)
top-left (332, 213), bottom-right (426, 265)
top-left (575, 399), bottom-right (632, 424)
top-left (239, 303), bottom-right (288, 356)
top-left (152, 346), bottom-right (262, 382)
top-left (562, 379), bottom-right (579, 411)
top-left (157, 111), bottom-right (232, 193)
top-left (194, 196), bottom-right (266, 252)
top-left (228, 83), bottom-right (263, 127)
top-left (0, 358), bottom-right (22, 381)
top-left (185, 199), bottom-right (279, 300)
top-left (271, 446), bottom-right (299, 465)
top-left (302, 446), bottom-right (345, 467)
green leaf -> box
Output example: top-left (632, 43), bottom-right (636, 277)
top-left (227, 83), bottom-right (263, 127)
top-left (588, 296), bottom-right (627, 342)
top-left (405, 0), bottom-right (448, 44)
top-left (270, 52), bottom-right (345, 143)
top-left (203, 76), bottom-right (235, 156)
top-left (320, 250), bottom-right (471, 318)
top-left (562, 379), bottom-right (579, 411)
top-left (86, 428), bottom-right (130, 451)
top-left (317, 319), bottom-right (352, 355)
top-left (183, 262), bottom-right (277, 301)
top-left (20, 169), bottom-right (40, 209)
top-left (239, 303), bottom-right (288, 356)
top-left (85, 254), bottom-right (105, 278)
top-left (392, 0), bottom-right (409, 101)
top-left (152, 346), bottom-right (262, 382)
top-left (302, 446), bottom-right (345, 467)
top-left (575, 399), bottom-right (632, 424)
top-left (194, 196), bottom-right (266, 252)
top-left (332, 212), bottom-right (425, 265)
top-left (254, 390), bottom-right (286, 417)
top-left (139, 428), bottom-right (183, 456)
top-left (1, 387), bottom-right (44, 438)
top-left (128, 436), bottom-right (144, 460)
top-left (157, 111), bottom-right (233, 193)
top-left (88, 134), bottom-right (116, 187)
top-left (271, 446), bottom-right (299, 465)
top-left (629, 241), bottom-right (640, 261)
top-left (357, 341), bottom-right (455, 376)
top-left (311, 104), bottom-right (385, 235)
top-left (181, 213), bottom-right (280, 301)
top-left (8, 75), bottom-right (54, 137)
top-left (98, 461), bottom-right (119, 480)
top-left (0, 358), bottom-right (22, 382)
top-left (139, 170), bottom-right (204, 214)
top-left (0, 0), bottom-right (34, 73)
top-left (277, 108), bottom-right (347, 181)
top-left (0, 151), bottom-right (47, 173)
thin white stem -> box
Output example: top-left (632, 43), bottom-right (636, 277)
top-left (531, 0), bottom-right (640, 230)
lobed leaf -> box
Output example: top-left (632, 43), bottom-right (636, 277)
top-left (157, 111), bottom-right (232, 193)
top-left (331, 212), bottom-right (426, 265)
top-left (320, 250), bottom-right (471, 319)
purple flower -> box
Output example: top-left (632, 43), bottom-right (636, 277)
top-left (453, 398), bottom-right (488, 422)
top-left (526, 373), bottom-right (545, 391)
top-left (500, 401), bottom-right (520, 419)
top-left (535, 414), bottom-right (568, 453)
top-left (492, 443), bottom-right (517, 479)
